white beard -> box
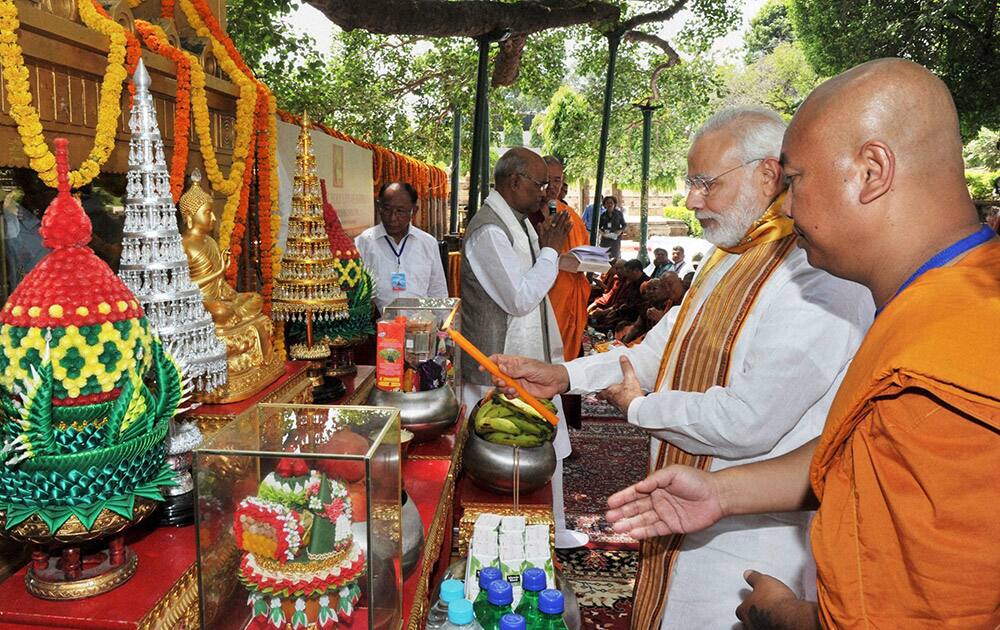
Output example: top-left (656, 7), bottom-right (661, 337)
top-left (696, 182), bottom-right (765, 248)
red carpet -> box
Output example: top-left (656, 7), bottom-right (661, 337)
top-left (560, 419), bottom-right (649, 629)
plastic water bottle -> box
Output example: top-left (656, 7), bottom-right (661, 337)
top-left (535, 589), bottom-right (568, 630)
top-left (499, 613), bottom-right (526, 630)
top-left (472, 567), bottom-right (503, 621)
top-left (442, 599), bottom-right (482, 629)
top-left (427, 579), bottom-right (466, 629)
top-left (477, 580), bottom-right (514, 630)
top-left (513, 567), bottom-right (545, 623)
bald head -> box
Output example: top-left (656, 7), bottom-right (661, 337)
top-left (494, 147), bottom-right (548, 215)
top-left (781, 58), bottom-right (979, 304)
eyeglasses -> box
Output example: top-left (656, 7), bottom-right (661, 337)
top-left (684, 158), bottom-right (764, 197)
top-left (378, 203), bottom-right (415, 218)
top-left (517, 172), bottom-right (549, 192)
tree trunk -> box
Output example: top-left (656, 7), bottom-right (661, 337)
top-left (308, 0), bottom-right (620, 38)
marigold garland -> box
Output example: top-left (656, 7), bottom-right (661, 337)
top-left (178, 0), bottom-right (255, 206)
top-left (0, 0), bottom-right (128, 188)
top-left (85, 0), bottom-right (141, 107)
top-left (133, 21), bottom-right (191, 203)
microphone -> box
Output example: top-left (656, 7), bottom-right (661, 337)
top-left (548, 199), bottom-right (557, 215)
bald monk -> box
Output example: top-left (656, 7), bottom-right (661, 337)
top-left (530, 155), bottom-right (591, 361)
top-left (605, 58), bottom-right (1000, 629)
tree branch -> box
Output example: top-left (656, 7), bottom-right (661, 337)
top-left (388, 69), bottom-right (451, 96)
top-left (619, 0), bottom-right (686, 32)
top-left (624, 30), bottom-right (680, 65)
top-left (492, 34), bottom-right (528, 86)
top-left (309, 0), bottom-right (621, 38)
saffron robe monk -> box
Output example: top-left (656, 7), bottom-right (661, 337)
top-left (604, 59), bottom-right (1000, 629)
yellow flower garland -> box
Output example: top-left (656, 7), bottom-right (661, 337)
top-left (177, 0), bottom-right (255, 195)
top-left (0, 0), bottom-right (128, 188)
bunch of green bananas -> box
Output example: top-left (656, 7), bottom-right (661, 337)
top-left (473, 391), bottom-right (557, 448)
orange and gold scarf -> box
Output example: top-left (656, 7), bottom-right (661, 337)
top-left (631, 196), bottom-right (797, 630)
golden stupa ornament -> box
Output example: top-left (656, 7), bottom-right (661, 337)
top-left (272, 112), bottom-right (349, 357)
top-left (178, 169), bottom-right (284, 403)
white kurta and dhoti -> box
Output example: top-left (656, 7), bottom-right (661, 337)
top-left (564, 206), bottom-right (873, 629)
top-left (460, 190), bottom-right (573, 526)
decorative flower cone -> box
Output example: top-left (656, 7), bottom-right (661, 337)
top-left (291, 179), bottom-right (374, 376)
top-left (273, 112), bottom-right (349, 364)
top-left (119, 59), bottom-right (227, 393)
top-left (235, 460), bottom-right (364, 629)
top-left (0, 139), bottom-right (187, 599)
top-left (117, 60), bottom-right (225, 526)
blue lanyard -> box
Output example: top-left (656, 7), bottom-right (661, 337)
top-left (382, 234), bottom-right (410, 267)
top-left (876, 224), bottom-right (995, 317)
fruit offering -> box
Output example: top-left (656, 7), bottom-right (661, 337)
top-left (473, 390), bottom-right (558, 448)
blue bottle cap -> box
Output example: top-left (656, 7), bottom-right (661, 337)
top-left (487, 579), bottom-right (513, 606)
top-left (440, 579), bottom-right (464, 603)
top-left (522, 567), bottom-right (547, 592)
top-left (499, 613), bottom-right (526, 630)
top-left (448, 599), bottom-right (474, 625)
top-left (479, 567), bottom-right (502, 589)
top-left (538, 589), bottom-right (564, 615)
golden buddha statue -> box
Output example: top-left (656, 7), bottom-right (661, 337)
top-left (179, 169), bottom-right (284, 403)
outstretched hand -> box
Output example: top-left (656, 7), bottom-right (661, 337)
top-left (484, 354), bottom-right (570, 399)
top-left (596, 356), bottom-right (643, 415)
top-left (606, 465), bottom-right (724, 539)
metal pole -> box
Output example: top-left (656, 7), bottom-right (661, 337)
top-left (449, 106), bottom-right (461, 233)
top-left (636, 103), bottom-right (661, 266)
top-left (590, 32), bottom-right (621, 244)
top-left (467, 36), bottom-right (491, 219)
top-left (479, 98), bottom-right (491, 202)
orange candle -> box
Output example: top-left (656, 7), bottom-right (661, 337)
top-left (447, 328), bottom-right (559, 427)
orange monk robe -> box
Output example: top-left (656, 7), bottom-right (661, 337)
top-left (810, 240), bottom-right (1000, 629)
top-left (548, 200), bottom-right (591, 361)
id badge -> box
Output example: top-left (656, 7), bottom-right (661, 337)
top-left (391, 271), bottom-right (407, 291)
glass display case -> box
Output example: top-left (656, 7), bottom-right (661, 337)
top-left (381, 297), bottom-right (462, 400)
top-left (194, 404), bottom-right (402, 630)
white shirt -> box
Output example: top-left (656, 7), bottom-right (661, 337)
top-left (564, 244), bottom-right (874, 628)
top-left (668, 259), bottom-right (689, 278)
top-left (355, 223), bottom-right (448, 311)
top-left (461, 190), bottom-right (571, 460)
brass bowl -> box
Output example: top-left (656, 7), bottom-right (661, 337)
top-left (368, 385), bottom-right (459, 442)
top-left (462, 401), bottom-right (556, 495)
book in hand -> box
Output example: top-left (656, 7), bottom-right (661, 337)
top-left (559, 245), bottom-right (611, 274)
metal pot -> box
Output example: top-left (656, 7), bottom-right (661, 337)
top-left (400, 490), bottom-right (424, 578)
top-left (462, 426), bottom-right (556, 495)
top-left (368, 385), bottom-right (459, 442)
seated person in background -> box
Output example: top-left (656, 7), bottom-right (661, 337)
top-left (590, 259), bottom-right (647, 330)
top-left (649, 247), bottom-right (670, 278)
top-left (356, 181), bottom-right (448, 311)
top-left (589, 259), bottom-right (625, 310)
top-left (618, 272), bottom-right (686, 345)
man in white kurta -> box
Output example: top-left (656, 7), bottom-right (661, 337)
top-left (460, 147), bottom-right (589, 549)
top-left (489, 108), bottom-right (875, 628)
top-left (355, 182), bottom-right (447, 311)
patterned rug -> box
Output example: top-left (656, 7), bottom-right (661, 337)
top-left (580, 394), bottom-right (625, 421)
top-left (565, 421), bottom-right (649, 548)
top-left (558, 547), bottom-right (637, 630)
top-left (561, 420), bottom-right (648, 629)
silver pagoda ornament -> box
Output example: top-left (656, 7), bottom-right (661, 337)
top-left (118, 59), bottom-right (228, 392)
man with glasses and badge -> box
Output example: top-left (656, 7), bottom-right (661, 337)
top-left (483, 108), bottom-right (874, 627)
top-left (356, 181), bottom-right (448, 312)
